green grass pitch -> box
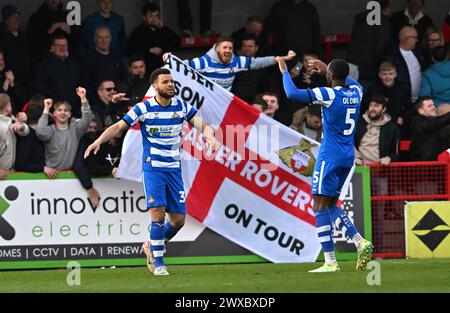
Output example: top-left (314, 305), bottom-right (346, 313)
top-left (0, 259), bottom-right (449, 293)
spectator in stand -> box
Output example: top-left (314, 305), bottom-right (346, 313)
top-left (165, 36), bottom-right (295, 91)
top-left (362, 62), bottom-right (411, 128)
top-left (355, 95), bottom-right (400, 166)
top-left (177, 0), bottom-right (213, 37)
top-left (419, 45), bottom-right (450, 114)
top-left (93, 80), bottom-right (129, 131)
top-left (15, 95), bottom-right (58, 179)
top-left (261, 92), bottom-right (280, 119)
top-left (0, 48), bottom-right (20, 113)
top-left (347, 0), bottom-right (391, 87)
top-left (409, 96), bottom-right (450, 161)
top-left (80, 0), bottom-right (126, 57)
top-left (231, 35), bottom-right (270, 104)
top-left (290, 105), bottom-right (322, 142)
top-left (36, 87), bottom-right (93, 171)
top-left (231, 16), bottom-right (271, 56)
top-left (291, 50), bottom-right (327, 90)
top-left (421, 26), bottom-right (445, 68)
top-left (126, 3), bottom-right (180, 76)
top-left (354, 95), bottom-right (399, 252)
top-left (251, 94), bottom-right (268, 113)
top-left (0, 93), bottom-right (29, 179)
top-left (264, 0), bottom-right (321, 56)
top-left (390, 0), bottom-right (433, 42)
top-left (385, 26), bottom-right (427, 105)
top-left (0, 5), bottom-right (34, 107)
top-left (118, 54), bottom-right (150, 106)
top-left (26, 0), bottom-right (72, 62)
top-left (443, 11), bottom-right (450, 43)
top-left (82, 25), bottom-right (127, 97)
top-left (36, 35), bottom-right (84, 118)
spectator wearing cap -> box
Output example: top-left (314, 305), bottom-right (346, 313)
top-left (0, 5), bottom-right (34, 104)
top-left (290, 105), bottom-right (322, 142)
top-left (419, 45), bottom-right (450, 111)
top-left (355, 95), bottom-right (400, 166)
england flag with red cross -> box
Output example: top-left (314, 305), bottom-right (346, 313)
top-left (116, 54), bottom-right (344, 263)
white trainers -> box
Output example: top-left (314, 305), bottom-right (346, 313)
top-left (142, 241), bottom-right (155, 273)
top-left (153, 265), bottom-right (169, 276)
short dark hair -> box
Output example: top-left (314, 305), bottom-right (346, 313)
top-left (414, 96), bottom-right (433, 113)
top-left (142, 2), bottom-right (160, 15)
top-left (150, 68), bottom-right (171, 84)
top-left (261, 91), bottom-right (280, 103)
top-left (51, 34), bottom-right (68, 45)
top-left (241, 34), bottom-right (258, 44)
top-left (26, 94), bottom-right (45, 124)
top-left (328, 59), bottom-right (349, 81)
top-left (376, 0), bottom-right (390, 11)
top-left (216, 35), bottom-right (234, 46)
top-left (307, 105), bottom-right (322, 119)
top-left (246, 16), bottom-right (263, 24)
top-left (431, 45), bottom-right (448, 62)
top-left (302, 50), bottom-right (320, 60)
top-left (128, 53), bottom-right (146, 66)
top-left (252, 94), bottom-right (268, 111)
top-left (368, 94), bottom-right (389, 108)
top-left (97, 79), bottom-right (115, 91)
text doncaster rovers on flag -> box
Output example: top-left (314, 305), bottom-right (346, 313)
top-left (116, 54), bottom-right (349, 263)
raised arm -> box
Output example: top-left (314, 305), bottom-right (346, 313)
top-left (277, 58), bottom-right (311, 103)
top-left (84, 120), bottom-right (129, 158)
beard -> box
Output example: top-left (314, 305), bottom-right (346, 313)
top-left (368, 111), bottom-right (383, 121)
top-left (159, 89), bottom-right (175, 99)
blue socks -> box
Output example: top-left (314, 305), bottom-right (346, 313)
top-left (314, 209), bottom-right (334, 252)
top-left (150, 221), bottom-right (181, 268)
top-left (150, 222), bottom-right (165, 268)
top-left (329, 204), bottom-right (358, 239)
top-left (164, 221), bottom-right (179, 241)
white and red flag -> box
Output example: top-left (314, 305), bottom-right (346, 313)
top-left (117, 54), bottom-right (336, 263)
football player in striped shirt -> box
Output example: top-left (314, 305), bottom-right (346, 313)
top-left (85, 68), bottom-right (218, 276)
top-left (276, 57), bottom-right (373, 273)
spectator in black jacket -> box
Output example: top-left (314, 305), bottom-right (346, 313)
top-left (92, 80), bottom-right (129, 130)
top-left (355, 95), bottom-right (400, 166)
top-left (390, 0), bottom-right (433, 42)
top-left (0, 48), bottom-right (21, 113)
top-left (26, 0), bottom-right (73, 62)
top-left (126, 3), bottom-right (180, 76)
top-left (347, 0), bottom-right (391, 85)
top-left (385, 26), bottom-right (427, 105)
top-left (264, 0), bottom-right (321, 56)
top-left (15, 94), bottom-right (58, 178)
top-left (410, 96), bottom-right (450, 161)
top-left (362, 62), bottom-right (411, 128)
top-left (421, 26), bottom-right (445, 68)
top-left (0, 5), bottom-right (34, 104)
top-left (36, 35), bottom-right (84, 117)
top-left (118, 54), bottom-right (150, 106)
top-left (231, 16), bottom-right (271, 56)
top-left (83, 25), bottom-right (127, 98)
top-left (231, 35), bottom-right (270, 104)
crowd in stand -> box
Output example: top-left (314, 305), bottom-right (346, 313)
top-left (1, 0), bottom-right (450, 203)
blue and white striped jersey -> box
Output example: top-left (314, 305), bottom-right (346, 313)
top-left (123, 97), bottom-right (197, 172)
top-left (282, 71), bottom-right (363, 167)
top-left (308, 81), bottom-right (363, 167)
top-left (189, 54), bottom-right (251, 90)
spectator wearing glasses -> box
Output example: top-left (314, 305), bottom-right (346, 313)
top-left (421, 26), bottom-right (445, 68)
top-left (92, 80), bottom-right (129, 130)
top-left (36, 35), bottom-right (84, 117)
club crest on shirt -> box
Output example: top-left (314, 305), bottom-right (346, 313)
top-left (276, 139), bottom-right (317, 177)
top-left (172, 112), bottom-right (181, 119)
top-left (148, 196), bottom-right (156, 204)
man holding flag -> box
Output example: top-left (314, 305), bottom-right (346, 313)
top-left (84, 68), bottom-right (217, 276)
